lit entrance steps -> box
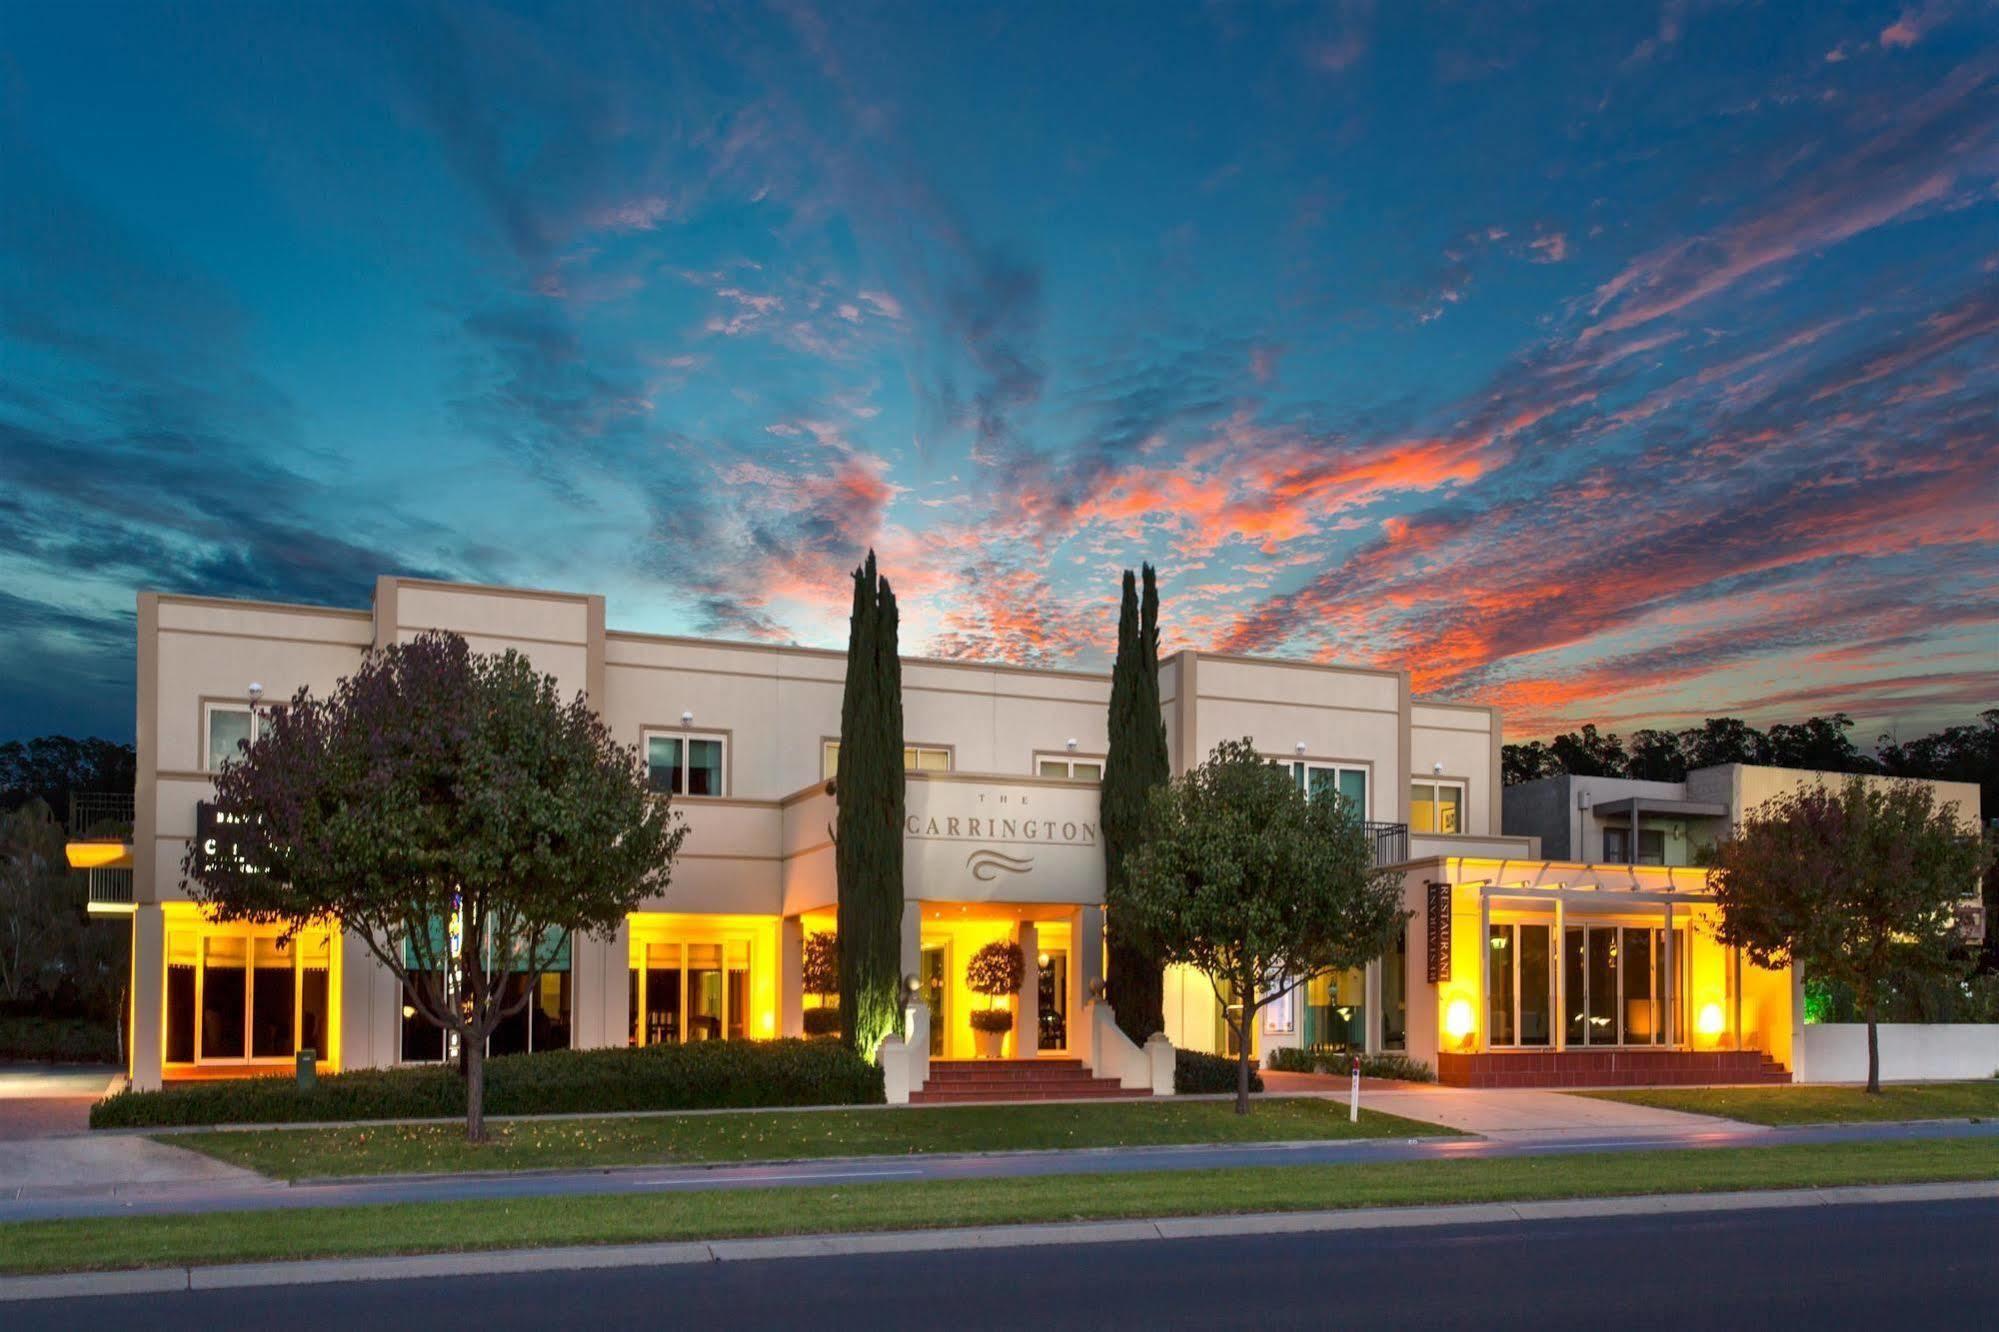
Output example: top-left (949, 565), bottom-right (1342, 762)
top-left (909, 1058), bottom-right (1152, 1104)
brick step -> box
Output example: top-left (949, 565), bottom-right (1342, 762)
top-left (1438, 1049), bottom-right (1792, 1088)
top-left (907, 1080), bottom-right (1143, 1096)
top-left (916, 1076), bottom-right (1130, 1093)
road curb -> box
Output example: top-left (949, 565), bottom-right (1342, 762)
top-left (4, 1178), bottom-right (1995, 1302)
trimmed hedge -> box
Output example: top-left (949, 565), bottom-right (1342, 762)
top-left (1173, 1048), bottom-right (1264, 1095)
top-left (802, 1007), bottom-right (843, 1037)
top-left (1265, 1046), bottom-right (1436, 1082)
top-left (90, 1038), bottom-right (885, 1129)
top-left (0, 1016), bottom-right (120, 1063)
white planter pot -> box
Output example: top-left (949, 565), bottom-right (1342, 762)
top-left (973, 1026), bottom-right (1008, 1059)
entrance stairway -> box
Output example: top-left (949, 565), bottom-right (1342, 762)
top-left (1438, 1049), bottom-right (1792, 1088)
top-left (909, 1058), bottom-right (1152, 1104)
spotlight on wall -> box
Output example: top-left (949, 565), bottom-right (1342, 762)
top-left (680, 710), bottom-right (694, 725)
top-left (248, 682), bottom-right (264, 705)
top-left (1295, 740), bottom-right (1307, 755)
top-left (1697, 1003), bottom-right (1725, 1038)
top-left (1066, 738), bottom-right (1078, 752)
top-left (1444, 998), bottom-right (1475, 1048)
top-left (1432, 761), bottom-right (1445, 776)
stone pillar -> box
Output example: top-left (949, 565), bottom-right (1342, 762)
top-left (1016, 921), bottom-right (1039, 1059)
top-left (1077, 905), bottom-right (1106, 1007)
top-left (130, 904), bottom-right (164, 1090)
top-left (1067, 908), bottom-right (1089, 1062)
top-left (1364, 960), bottom-right (1383, 1056)
top-left (779, 915), bottom-right (805, 1037)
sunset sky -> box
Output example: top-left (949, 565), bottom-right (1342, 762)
top-left (3, 1), bottom-right (1995, 744)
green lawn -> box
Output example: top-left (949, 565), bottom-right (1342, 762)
top-left (1580, 1080), bottom-right (1999, 1126)
top-left (4, 1139), bottom-right (1994, 1276)
top-left (168, 1098), bottom-right (1444, 1180)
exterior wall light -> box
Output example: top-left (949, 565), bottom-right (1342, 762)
top-left (1295, 741), bottom-right (1307, 755)
top-left (1444, 997), bottom-right (1475, 1047)
top-left (681, 710), bottom-right (694, 725)
top-left (1065, 738), bottom-right (1077, 751)
top-left (1697, 1002), bottom-right (1725, 1037)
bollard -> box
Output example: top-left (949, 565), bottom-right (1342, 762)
top-left (296, 1048), bottom-right (317, 1091)
top-left (1349, 1053), bottom-right (1360, 1123)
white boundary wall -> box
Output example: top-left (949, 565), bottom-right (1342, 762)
top-left (1797, 1024), bottom-right (1999, 1083)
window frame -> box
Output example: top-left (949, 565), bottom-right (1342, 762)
top-left (1409, 778), bottom-right (1469, 835)
top-left (165, 922), bottom-right (334, 1067)
top-left (644, 729), bottom-right (730, 798)
top-left (1034, 752), bottom-right (1105, 782)
top-left (820, 739), bottom-right (954, 781)
top-left (1280, 756), bottom-right (1372, 820)
top-left (202, 699), bottom-right (271, 772)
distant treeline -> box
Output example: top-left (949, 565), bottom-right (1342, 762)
top-left (1503, 709), bottom-right (1999, 813)
top-left (0, 735), bottom-right (137, 824)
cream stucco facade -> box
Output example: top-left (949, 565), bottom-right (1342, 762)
top-left (117, 575), bottom-right (1513, 1092)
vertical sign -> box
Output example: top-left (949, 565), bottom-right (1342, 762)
top-left (1425, 880), bottom-right (1451, 984)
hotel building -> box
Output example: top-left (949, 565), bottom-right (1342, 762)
top-left (73, 575), bottom-right (1886, 1094)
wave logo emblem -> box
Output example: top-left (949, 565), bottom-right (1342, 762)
top-left (966, 849), bottom-right (1034, 882)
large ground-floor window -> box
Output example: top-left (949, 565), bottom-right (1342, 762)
top-left (629, 932), bottom-right (753, 1045)
top-left (397, 929), bottom-right (572, 1063)
top-left (165, 924), bottom-right (332, 1067)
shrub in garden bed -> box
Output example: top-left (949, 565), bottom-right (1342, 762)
top-left (1174, 1048), bottom-right (1263, 1095)
top-left (90, 1037), bottom-right (884, 1129)
top-left (802, 1007), bottom-right (842, 1037)
top-left (0, 1015), bottom-right (120, 1063)
top-left (1264, 1046), bottom-right (1435, 1082)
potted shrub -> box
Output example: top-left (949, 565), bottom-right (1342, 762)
top-left (802, 931), bottom-right (840, 1038)
top-left (965, 941), bottom-right (1023, 1058)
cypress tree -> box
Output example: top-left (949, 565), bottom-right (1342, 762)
top-left (836, 550), bottom-right (906, 1061)
top-left (1102, 563), bottom-right (1169, 1041)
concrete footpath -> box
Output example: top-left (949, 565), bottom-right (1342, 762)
top-left (5, 1178), bottom-right (1995, 1303)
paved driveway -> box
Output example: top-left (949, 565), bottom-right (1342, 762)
top-left (1345, 1081), bottom-right (1756, 1141)
top-left (0, 1064), bottom-right (271, 1204)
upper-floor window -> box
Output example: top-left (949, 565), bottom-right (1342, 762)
top-left (205, 703), bottom-right (272, 772)
top-left (1410, 780), bottom-right (1466, 834)
top-left (1603, 827), bottom-right (1666, 865)
top-left (820, 741), bottom-right (951, 781)
top-left (647, 733), bottom-right (727, 797)
top-left (1036, 754), bottom-right (1103, 781)
top-left (1290, 761), bottom-right (1367, 817)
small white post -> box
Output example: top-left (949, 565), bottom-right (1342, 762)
top-left (1349, 1052), bottom-right (1361, 1123)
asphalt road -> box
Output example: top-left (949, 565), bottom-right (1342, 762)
top-left (13, 1196), bottom-right (1995, 1328)
top-left (6, 1115), bottom-right (1996, 1223)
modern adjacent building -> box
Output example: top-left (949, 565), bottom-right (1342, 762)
top-left (69, 575), bottom-right (1967, 1096)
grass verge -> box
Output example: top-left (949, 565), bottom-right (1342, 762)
top-left (1580, 1080), bottom-right (1999, 1126)
top-left (168, 1098), bottom-right (1444, 1180)
top-left (4, 1139), bottom-right (1994, 1276)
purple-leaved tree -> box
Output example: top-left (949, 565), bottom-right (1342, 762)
top-left (184, 631), bottom-right (685, 1142)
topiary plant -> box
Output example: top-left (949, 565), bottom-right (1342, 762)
top-left (965, 941), bottom-right (1024, 1008)
top-left (968, 1008), bottom-right (1015, 1034)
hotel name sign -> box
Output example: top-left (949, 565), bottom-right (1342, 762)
top-left (901, 778), bottom-right (1105, 905)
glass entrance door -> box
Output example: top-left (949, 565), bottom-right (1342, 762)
top-left (1564, 925), bottom-right (1683, 1045)
top-left (920, 945), bottom-right (947, 1056)
top-left (1486, 923), bottom-right (1552, 1047)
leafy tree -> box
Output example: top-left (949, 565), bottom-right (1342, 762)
top-left (0, 736), bottom-right (136, 822)
top-left (1765, 713), bottom-right (1875, 774)
top-left (1501, 740), bottom-right (1561, 786)
top-left (1680, 717), bottom-right (1770, 770)
top-left (802, 931), bottom-right (840, 1002)
top-left (1549, 724), bottom-right (1627, 777)
top-left (1880, 709), bottom-right (1999, 972)
top-left (835, 550), bottom-right (905, 1062)
top-left (1117, 739), bottom-right (1406, 1113)
top-left (1625, 729), bottom-right (1687, 783)
top-left (0, 800), bottom-right (68, 1003)
top-left (1705, 777), bottom-right (1991, 1093)
top-left (185, 631), bottom-right (684, 1142)
top-left (1102, 565), bottom-right (1170, 1042)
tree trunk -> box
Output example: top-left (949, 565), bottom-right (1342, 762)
top-left (1864, 999), bottom-right (1881, 1095)
top-left (1235, 1012), bottom-right (1254, 1116)
top-left (465, 1032), bottom-right (487, 1143)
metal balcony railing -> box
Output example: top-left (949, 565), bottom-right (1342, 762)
top-left (1365, 821), bottom-right (1409, 868)
top-left (69, 791), bottom-right (135, 841)
top-left (86, 867), bottom-right (135, 910)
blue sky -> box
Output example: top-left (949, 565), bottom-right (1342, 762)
top-left (2, 0), bottom-right (1994, 743)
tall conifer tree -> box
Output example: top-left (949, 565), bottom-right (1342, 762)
top-left (835, 551), bottom-right (906, 1060)
top-left (1102, 564), bottom-right (1169, 1041)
